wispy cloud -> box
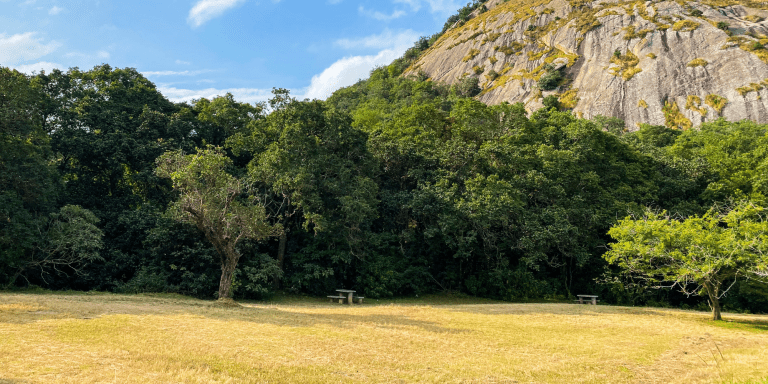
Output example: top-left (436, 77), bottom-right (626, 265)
top-left (393, 0), bottom-right (461, 13)
top-left (48, 6), bottom-right (63, 15)
top-left (188, 0), bottom-right (245, 28)
top-left (175, 60), bottom-right (192, 65)
top-left (0, 32), bottom-right (60, 64)
top-left (64, 50), bottom-right (110, 62)
top-left (159, 86), bottom-right (274, 104)
top-left (12, 61), bottom-right (62, 74)
top-left (143, 69), bottom-right (214, 77)
top-left (335, 29), bottom-right (421, 50)
top-left (358, 6), bottom-right (406, 21)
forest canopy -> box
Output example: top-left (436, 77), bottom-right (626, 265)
top-left (1, 64), bottom-right (767, 314)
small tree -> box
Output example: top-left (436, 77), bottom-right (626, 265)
top-left (604, 202), bottom-right (768, 320)
top-left (155, 147), bottom-right (281, 301)
top-left (5, 205), bottom-right (104, 288)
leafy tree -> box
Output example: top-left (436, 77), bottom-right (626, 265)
top-left (155, 147), bottom-right (281, 301)
top-left (605, 202), bottom-right (768, 320)
top-left (0, 67), bottom-right (60, 285)
top-left (5, 205), bottom-right (103, 288)
top-left (230, 92), bottom-right (379, 291)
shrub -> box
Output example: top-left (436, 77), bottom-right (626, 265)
top-left (537, 65), bottom-right (563, 90)
top-left (558, 88), bottom-right (579, 109)
top-left (687, 58), bottom-right (708, 67)
top-left (717, 21), bottom-right (730, 31)
top-left (486, 69), bottom-right (499, 81)
top-left (704, 94), bottom-right (728, 115)
top-left (638, 99), bottom-right (648, 108)
top-left (454, 76), bottom-right (481, 97)
top-left (685, 95), bottom-right (707, 116)
top-left (463, 48), bottom-right (481, 62)
top-left (662, 100), bottom-right (692, 130)
top-left (672, 20), bottom-right (700, 32)
top-left (542, 95), bottom-right (560, 110)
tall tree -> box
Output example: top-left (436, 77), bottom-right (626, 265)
top-left (155, 147), bottom-right (281, 301)
top-left (605, 202), bottom-right (768, 320)
top-left (229, 92), bottom-right (379, 291)
top-left (0, 67), bottom-right (59, 285)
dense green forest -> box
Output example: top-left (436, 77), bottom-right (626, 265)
top-left (1, 63), bottom-right (767, 313)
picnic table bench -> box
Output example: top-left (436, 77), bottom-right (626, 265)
top-left (574, 295), bottom-right (599, 305)
top-left (327, 289), bottom-right (364, 304)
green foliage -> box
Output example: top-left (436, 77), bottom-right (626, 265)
top-left (537, 65), bottom-right (564, 90)
top-left (605, 202), bottom-right (768, 320)
top-left (454, 76), bottom-right (481, 97)
top-left (155, 146), bottom-right (281, 299)
top-left (4, 205), bottom-right (103, 288)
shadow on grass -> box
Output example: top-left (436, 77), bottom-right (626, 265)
top-left (0, 378), bottom-right (28, 383)
top-left (714, 318), bottom-right (768, 333)
top-left (0, 291), bottom-right (472, 334)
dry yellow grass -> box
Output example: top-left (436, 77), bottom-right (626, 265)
top-left (1, 292), bottom-right (767, 383)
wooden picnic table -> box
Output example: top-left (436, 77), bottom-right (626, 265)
top-left (576, 295), bottom-right (599, 305)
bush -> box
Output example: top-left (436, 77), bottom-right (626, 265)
top-left (537, 65), bottom-right (563, 91)
top-left (543, 95), bottom-right (560, 110)
top-left (454, 76), bottom-right (481, 97)
top-left (717, 21), bottom-right (729, 31)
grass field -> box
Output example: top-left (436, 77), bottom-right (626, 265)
top-left (1, 292), bottom-right (767, 383)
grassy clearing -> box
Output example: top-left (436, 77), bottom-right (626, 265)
top-left (1, 292), bottom-right (767, 383)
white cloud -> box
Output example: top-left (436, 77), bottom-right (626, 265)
top-left (359, 6), bottom-right (406, 21)
top-left (11, 61), bottom-right (62, 74)
top-left (143, 69), bottom-right (213, 76)
top-left (159, 86), bottom-right (274, 104)
top-left (335, 29), bottom-right (421, 50)
top-left (48, 6), bottom-right (63, 15)
top-left (188, 0), bottom-right (245, 28)
top-left (304, 48), bottom-right (405, 100)
top-left (0, 32), bottom-right (60, 64)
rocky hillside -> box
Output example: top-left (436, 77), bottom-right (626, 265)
top-left (405, 0), bottom-right (768, 129)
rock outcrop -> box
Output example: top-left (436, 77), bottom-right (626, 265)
top-left (406, 0), bottom-right (768, 129)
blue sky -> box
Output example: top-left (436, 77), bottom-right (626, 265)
top-left (0, 0), bottom-right (463, 103)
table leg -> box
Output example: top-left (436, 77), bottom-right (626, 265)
top-left (591, 298), bottom-right (597, 305)
top-left (578, 297), bottom-right (584, 304)
top-left (347, 292), bottom-right (353, 304)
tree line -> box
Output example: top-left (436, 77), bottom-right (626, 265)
top-left (1, 65), bottom-right (766, 316)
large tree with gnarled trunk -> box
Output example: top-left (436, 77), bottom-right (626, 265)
top-left (155, 146), bottom-right (281, 301)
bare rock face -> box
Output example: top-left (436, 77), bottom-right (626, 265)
top-left (406, 0), bottom-right (768, 130)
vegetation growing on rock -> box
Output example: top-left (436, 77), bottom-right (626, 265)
top-left (705, 94), bottom-right (728, 115)
top-left (662, 100), bottom-right (693, 130)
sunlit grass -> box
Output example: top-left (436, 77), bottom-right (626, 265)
top-left (1, 292), bottom-right (767, 383)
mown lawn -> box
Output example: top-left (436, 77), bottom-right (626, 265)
top-left (0, 292), bottom-right (767, 383)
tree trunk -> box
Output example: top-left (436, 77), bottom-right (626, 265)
top-left (704, 281), bottom-right (722, 321)
top-left (273, 231), bottom-right (287, 289)
top-left (218, 249), bottom-right (240, 300)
